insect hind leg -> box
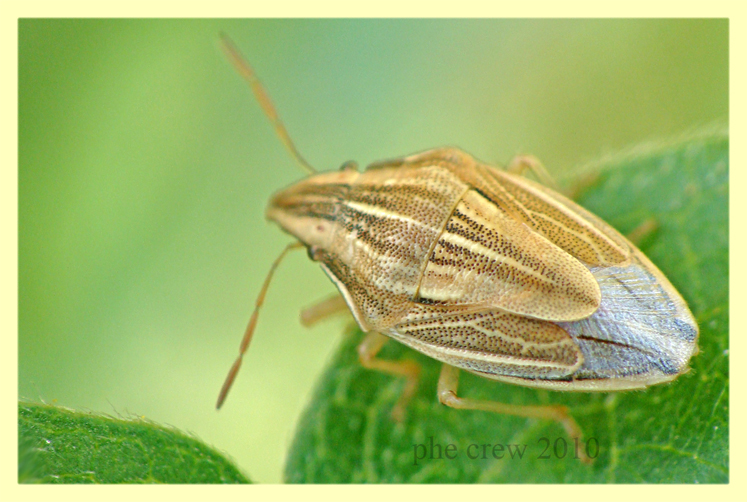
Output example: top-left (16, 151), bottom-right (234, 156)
top-left (437, 364), bottom-right (592, 464)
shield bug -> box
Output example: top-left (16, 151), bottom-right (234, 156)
top-left (215, 36), bottom-right (699, 463)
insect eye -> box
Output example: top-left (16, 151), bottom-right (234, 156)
top-left (306, 245), bottom-right (321, 261)
top-left (339, 160), bottom-right (358, 172)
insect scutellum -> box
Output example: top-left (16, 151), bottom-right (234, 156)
top-left (216, 35), bottom-right (699, 464)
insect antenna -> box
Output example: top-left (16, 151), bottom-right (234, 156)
top-left (219, 33), bottom-right (316, 175)
top-left (216, 241), bottom-right (305, 409)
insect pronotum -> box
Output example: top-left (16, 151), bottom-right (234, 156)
top-left (216, 35), bottom-right (699, 463)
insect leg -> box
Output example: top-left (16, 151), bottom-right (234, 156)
top-left (437, 364), bottom-right (592, 464)
top-left (300, 294), bottom-right (350, 327)
top-left (358, 332), bottom-right (421, 422)
top-left (625, 218), bottom-right (658, 246)
top-left (507, 154), bottom-right (560, 192)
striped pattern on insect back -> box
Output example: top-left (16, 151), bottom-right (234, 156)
top-left (468, 164), bottom-right (631, 267)
top-left (323, 164), bottom-right (470, 330)
top-left (269, 181), bottom-right (348, 222)
top-left (417, 189), bottom-right (601, 322)
top-left (389, 303), bottom-right (583, 380)
top-left (266, 168), bottom-right (362, 254)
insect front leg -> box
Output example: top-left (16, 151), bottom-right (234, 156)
top-left (299, 294), bottom-right (350, 328)
top-left (437, 364), bottom-right (592, 464)
top-left (358, 332), bottom-right (421, 422)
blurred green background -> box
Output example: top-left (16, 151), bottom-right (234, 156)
top-left (19, 19), bottom-right (727, 483)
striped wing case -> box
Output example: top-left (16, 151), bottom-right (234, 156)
top-left (267, 148), bottom-right (699, 391)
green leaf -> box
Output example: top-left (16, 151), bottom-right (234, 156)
top-left (18, 402), bottom-right (250, 483)
top-left (284, 130), bottom-right (728, 483)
